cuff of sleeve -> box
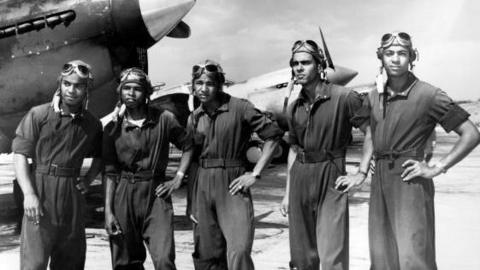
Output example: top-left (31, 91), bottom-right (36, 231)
top-left (257, 124), bottom-right (285, 141)
top-left (439, 104), bottom-right (470, 133)
top-left (180, 139), bottom-right (194, 152)
top-left (11, 138), bottom-right (34, 157)
top-left (104, 164), bottom-right (119, 175)
top-left (287, 134), bottom-right (298, 146)
top-left (350, 106), bottom-right (371, 128)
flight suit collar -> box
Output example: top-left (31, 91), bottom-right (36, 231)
top-left (57, 106), bottom-right (85, 120)
top-left (296, 81), bottom-right (332, 107)
top-left (122, 107), bottom-right (158, 131)
top-left (383, 72), bottom-right (418, 100)
top-left (196, 92), bottom-right (230, 118)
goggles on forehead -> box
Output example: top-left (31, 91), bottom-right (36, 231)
top-left (380, 32), bottom-right (412, 48)
top-left (192, 63), bottom-right (223, 75)
top-left (119, 68), bottom-right (149, 83)
top-left (61, 63), bottom-right (92, 79)
top-left (291, 40), bottom-right (320, 54)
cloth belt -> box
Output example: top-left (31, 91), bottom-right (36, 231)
top-left (374, 149), bottom-right (424, 167)
top-left (296, 148), bottom-right (346, 164)
top-left (121, 170), bottom-right (161, 183)
top-left (374, 149), bottom-right (424, 161)
top-left (199, 158), bottom-right (244, 168)
top-left (36, 164), bottom-right (80, 177)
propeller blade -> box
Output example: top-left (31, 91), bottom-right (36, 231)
top-left (319, 27), bottom-right (335, 70)
top-left (167, 21), bottom-right (191, 38)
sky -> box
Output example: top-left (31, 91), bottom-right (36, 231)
top-left (148, 0), bottom-right (480, 101)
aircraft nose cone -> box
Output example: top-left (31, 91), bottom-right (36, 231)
top-left (139, 0), bottom-right (196, 42)
top-left (326, 66), bottom-right (358, 86)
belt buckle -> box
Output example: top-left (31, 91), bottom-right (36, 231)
top-left (128, 173), bottom-right (138, 184)
top-left (123, 172), bottom-right (136, 184)
top-left (298, 152), bottom-right (306, 163)
top-left (49, 164), bottom-right (58, 176)
top-left (388, 153), bottom-right (397, 167)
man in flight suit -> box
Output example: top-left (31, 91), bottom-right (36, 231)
top-left (188, 60), bottom-right (284, 270)
top-left (13, 60), bottom-right (103, 270)
top-left (103, 68), bottom-right (193, 270)
top-left (340, 31), bottom-right (480, 269)
top-left (280, 40), bottom-right (366, 270)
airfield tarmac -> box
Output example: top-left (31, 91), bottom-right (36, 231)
top-left (0, 128), bottom-right (479, 269)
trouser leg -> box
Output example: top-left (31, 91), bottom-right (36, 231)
top-left (49, 226), bottom-right (86, 270)
top-left (49, 188), bottom-right (86, 270)
top-left (216, 190), bottom-right (255, 270)
top-left (316, 186), bottom-right (349, 270)
top-left (144, 197), bottom-right (176, 270)
top-left (20, 216), bottom-right (54, 270)
top-left (391, 178), bottom-right (437, 270)
top-left (288, 172), bottom-right (318, 270)
top-left (193, 180), bottom-right (227, 270)
top-left (110, 181), bottom-right (146, 270)
top-left (368, 172), bottom-right (399, 270)
top-left (288, 186), bottom-right (319, 270)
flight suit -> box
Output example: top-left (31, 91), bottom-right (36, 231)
top-left (287, 83), bottom-right (362, 270)
top-left (12, 103), bottom-right (102, 270)
top-left (188, 93), bottom-right (283, 270)
top-left (102, 108), bottom-right (191, 270)
top-left (353, 73), bottom-right (470, 270)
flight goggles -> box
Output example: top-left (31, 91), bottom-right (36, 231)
top-left (119, 68), bottom-right (150, 83)
top-left (380, 32), bottom-right (412, 48)
top-left (290, 40), bottom-right (326, 68)
top-left (61, 61), bottom-right (92, 79)
top-left (118, 67), bottom-right (152, 95)
top-left (192, 62), bottom-right (224, 76)
top-left (291, 40), bottom-right (320, 54)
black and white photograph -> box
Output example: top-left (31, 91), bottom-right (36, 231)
top-left (1, 0), bottom-right (480, 269)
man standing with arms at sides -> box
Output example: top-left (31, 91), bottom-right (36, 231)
top-left (280, 40), bottom-right (367, 270)
top-left (337, 31), bottom-right (480, 269)
top-left (103, 68), bottom-right (193, 270)
top-left (13, 60), bottom-right (103, 270)
top-left (188, 60), bottom-right (283, 270)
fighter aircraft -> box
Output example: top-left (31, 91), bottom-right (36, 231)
top-left (0, 0), bottom-right (196, 153)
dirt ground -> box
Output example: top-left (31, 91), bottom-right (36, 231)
top-left (1, 125), bottom-right (480, 269)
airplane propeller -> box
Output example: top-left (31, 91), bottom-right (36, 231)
top-left (319, 27), bottom-right (335, 71)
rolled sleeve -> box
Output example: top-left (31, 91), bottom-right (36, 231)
top-left (346, 91), bottom-right (364, 128)
top-left (11, 107), bottom-right (41, 157)
top-left (242, 100), bottom-right (284, 141)
top-left (429, 89), bottom-right (470, 132)
top-left (167, 112), bottom-right (193, 151)
top-left (350, 95), bottom-right (371, 128)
